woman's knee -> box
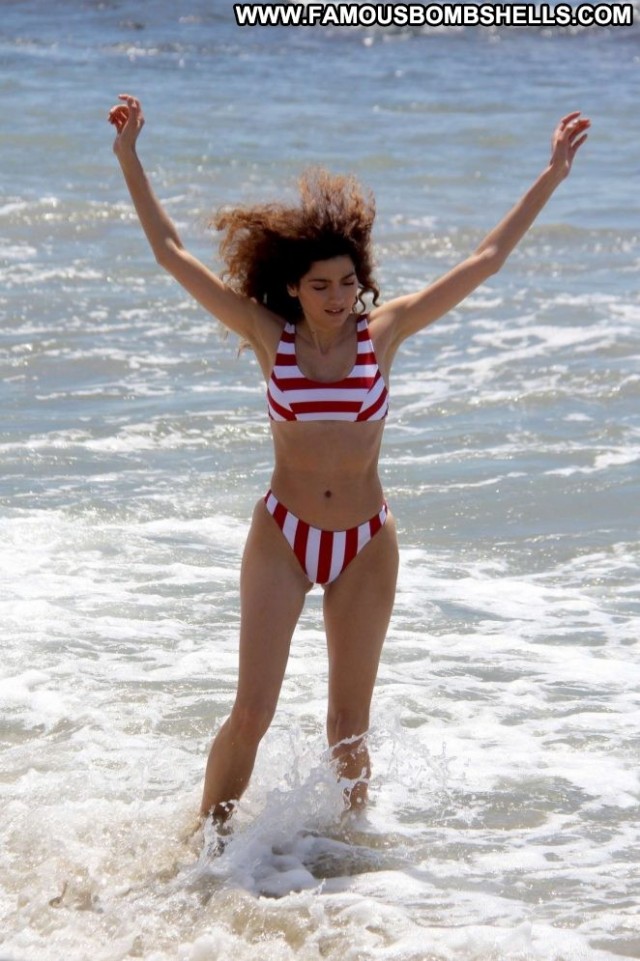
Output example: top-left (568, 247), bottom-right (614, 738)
top-left (228, 700), bottom-right (276, 745)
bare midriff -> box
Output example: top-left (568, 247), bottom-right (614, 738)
top-left (269, 419), bottom-right (386, 530)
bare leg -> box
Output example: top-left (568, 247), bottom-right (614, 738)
top-left (323, 512), bottom-right (399, 812)
top-left (201, 501), bottom-right (311, 819)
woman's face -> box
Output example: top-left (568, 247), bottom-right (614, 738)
top-left (288, 255), bottom-right (359, 326)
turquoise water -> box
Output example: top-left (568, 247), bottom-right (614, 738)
top-left (1, 3), bottom-right (639, 959)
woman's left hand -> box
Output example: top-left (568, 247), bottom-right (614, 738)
top-left (107, 94), bottom-right (145, 157)
top-left (549, 111), bottom-right (590, 180)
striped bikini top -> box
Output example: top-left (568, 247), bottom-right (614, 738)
top-left (267, 315), bottom-right (389, 423)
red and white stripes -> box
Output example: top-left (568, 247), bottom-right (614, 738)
top-left (264, 490), bottom-right (388, 585)
top-left (267, 315), bottom-right (389, 422)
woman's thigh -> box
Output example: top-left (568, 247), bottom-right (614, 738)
top-left (322, 511), bottom-right (399, 725)
top-left (234, 500), bottom-right (312, 716)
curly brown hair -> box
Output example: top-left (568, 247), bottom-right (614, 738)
top-left (212, 168), bottom-right (380, 323)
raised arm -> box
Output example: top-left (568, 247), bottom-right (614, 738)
top-left (108, 94), bottom-right (270, 344)
top-left (370, 112), bottom-right (590, 359)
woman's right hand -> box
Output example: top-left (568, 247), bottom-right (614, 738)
top-left (108, 94), bottom-right (144, 156)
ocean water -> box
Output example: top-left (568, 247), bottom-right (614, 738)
top-left (1, 2), bottom-right (639, 959)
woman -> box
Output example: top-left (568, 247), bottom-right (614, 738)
top-left (108, 95), bottom-right (589, 823)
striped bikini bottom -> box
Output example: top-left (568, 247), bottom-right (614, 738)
top-left (263, 489), bottom-right (388, 586)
